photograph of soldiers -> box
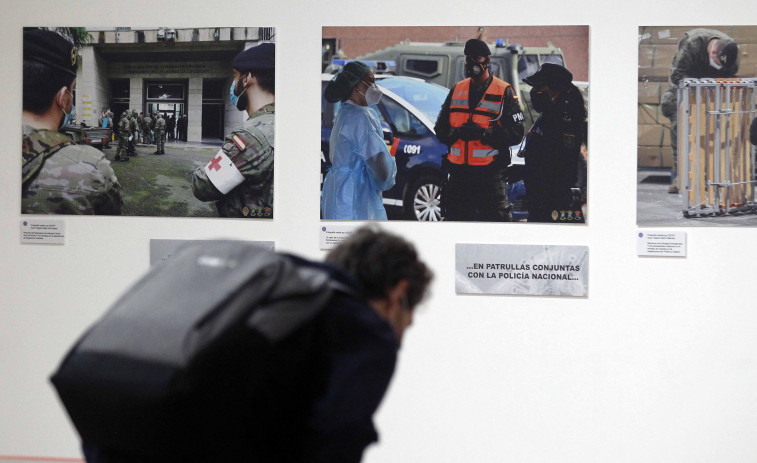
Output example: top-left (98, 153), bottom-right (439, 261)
top-left (192, 42), bottom-right (275, 218)
top-left (21, 27), bottom-right (275, 218)
top-left (22, 28), bottom-right (122, 215)
top-left (320, 26), bottom-right (589, 222)
top-left (638, 26), bottom-right (757, 226)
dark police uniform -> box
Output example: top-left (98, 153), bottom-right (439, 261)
top-left (520, 63), bottom-right (586, 223)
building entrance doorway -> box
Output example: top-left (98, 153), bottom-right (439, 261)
top-left (145, 81), bottom-right (187, 140)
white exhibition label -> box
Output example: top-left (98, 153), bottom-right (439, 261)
top-left (636, 231), bottom-right (686, 257)
top-left (456, 243), bottom-right (589, 297)
top-left (319, 224), bottom-right (358, 250)
top-left (149, 239), bottom-right (275, 266)
top-left (20, 219), bottom-right (65, 244)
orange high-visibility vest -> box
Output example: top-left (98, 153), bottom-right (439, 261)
top-left (448, 77), bottom-right (512, 166)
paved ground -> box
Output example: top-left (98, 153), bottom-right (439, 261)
top-left (637, 168), bottom-right (757, 227)
top-left (104, 140), bottom-right (222, 217)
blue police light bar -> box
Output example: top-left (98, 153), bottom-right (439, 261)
top-left (331, 59), bottom-right (397, 73)
top-left (496, 38), bottom-right (504, 47)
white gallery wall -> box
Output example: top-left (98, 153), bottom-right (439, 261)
top-left (2, 0), bottom-right (757, 462)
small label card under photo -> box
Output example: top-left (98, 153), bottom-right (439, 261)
top-left (320, 224), bottom-right (359, 250)
top-left (20, 219), bottom-right (65, 244)
top-left (456, 243), bottom-right (588, 297)
top-left (150, 239), bottom-right (275, 266)
top-left (636, 231), bottom-right (686, 257)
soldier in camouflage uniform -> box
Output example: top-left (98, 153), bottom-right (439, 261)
top-left (115, 111), bottom-right (131, 162)
top-left (143, 112), bottom-right (152, 144)
top-left (660, 29), bottom-right (739, 193)
top-left (128, 110), bottom-right (139, 155)
top-left (193, 42), bottom-right (275, 218)
top-left (154, 113), bottom-right (166, 155)
top-left (22, 29), bottom-right (122, 215)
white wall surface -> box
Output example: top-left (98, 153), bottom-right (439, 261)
top-left (3, 0), bottom-right (757, 462)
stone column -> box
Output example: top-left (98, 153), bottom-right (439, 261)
top-left (187, 77), bottom-right (203, 142)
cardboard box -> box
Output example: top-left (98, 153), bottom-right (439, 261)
top-left (638, 103), bottom-right (661, 124)
top-left (638, 124), bottom-right (671, 147)
top-left (638, 146), bottom-right (663, 168)
top-left (638, 81), bottom-right (664, 105)
top-left (638, 146), bottom-right (673, 168)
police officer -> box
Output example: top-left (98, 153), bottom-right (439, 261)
top-left (434, 39), bottom-right (524, 222)
top-left (519, 63), bottom-right (587, 223)
top-left (21, 29), bottom-right (122, 215)
top-left (192, 42), bottom-right (275, 218)
top-left (660, 29), bottom-right (738, 194)
top-left (154, 113), bottom-right (166, 155)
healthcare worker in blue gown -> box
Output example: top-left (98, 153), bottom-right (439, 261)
top-left (321, 61), bottom-right (397, 220)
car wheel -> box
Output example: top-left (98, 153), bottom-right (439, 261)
top-left (404, 175), bottom-right (443, 221)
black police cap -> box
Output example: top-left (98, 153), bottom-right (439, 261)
top-left (522, 63), bottom-right (573, 89)
top-left (23, 29), bottom-right (78, 77)
top-left (464, 39), bottom-right (491, 57)
top-left (232, 42), bottom-right (275, 73)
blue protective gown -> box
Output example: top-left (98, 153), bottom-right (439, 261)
top-left (321, 101), bottom-right (397, 220)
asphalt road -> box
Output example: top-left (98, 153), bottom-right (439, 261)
top-left (104, 142), bottom-right (220, 217)
top-left (637, 168), bottom-right (757, 227)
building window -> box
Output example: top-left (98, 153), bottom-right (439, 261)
top-left (147, 84), bottom-right (184, 100)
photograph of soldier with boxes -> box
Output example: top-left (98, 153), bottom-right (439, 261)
top-left (320, 26), bottom-right (589, 223)
top-left (22, 27), bottom-right (275, 218)
top-left (638, 26), bottom-right (757, 226)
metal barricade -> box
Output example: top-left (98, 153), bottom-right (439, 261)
top-left (678, 78), bottom-right (757, 217)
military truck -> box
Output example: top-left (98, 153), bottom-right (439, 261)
top-left (355, 39), bottom-right (568, 131)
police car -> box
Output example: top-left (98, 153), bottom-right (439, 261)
top-left (321, 61), bottom-right (527, 221)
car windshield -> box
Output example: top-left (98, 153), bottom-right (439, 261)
top-left (377, 77), bottom-right (448, 123)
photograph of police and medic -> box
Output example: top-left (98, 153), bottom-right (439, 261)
top-left (22, 27), bottom-right (275, 218)
top-left (638, 26), bottom-right (757, 226)
top-left (320, 26), bottom-right (589, 223)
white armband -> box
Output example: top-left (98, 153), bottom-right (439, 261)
top-left (204, 149), bottom-right (245, 194)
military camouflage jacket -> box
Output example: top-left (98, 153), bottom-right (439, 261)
top-left (670, 28), bottom-right (739, 85)
top-left (192, 103), bottom-right (274, 218)
top-left (154, 117), bottom-right (166, 132)
top-left (22, 125), bottom-right (122, 215)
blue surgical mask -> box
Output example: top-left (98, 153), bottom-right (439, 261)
top-left (229, 81), bottom-right (239, 107)
top-left (60, 90), bottom-right (75, 128)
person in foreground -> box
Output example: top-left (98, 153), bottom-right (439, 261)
top-left (81, 226), bottom-right (433, 463)
top-left (321, 61), bottom-right (397, 220)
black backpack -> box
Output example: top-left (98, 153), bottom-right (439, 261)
top-left (51, 241), bottom-right (343, 459)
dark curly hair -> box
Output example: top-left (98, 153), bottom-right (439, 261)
top-left (325, 226), bottom-right (432, 310)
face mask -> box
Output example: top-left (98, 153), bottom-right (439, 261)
top-left (362, 81), bottom-right (382, 105)
top-left (530, 88), bottom-right (552, 113)
top-left (230, 76), bottom-right (249, 111)
top-left (464, 61), bottom-right (488, 78)
top-left (709, 55), bottom-right (723, 70)
top-left (59, 90), bottom-right (75, 129)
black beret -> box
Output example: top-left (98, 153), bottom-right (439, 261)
top-left (23, 29), bottom-right (78, 77)
top-left (522, 63), bottom-right (573, 89)
top-left (232, 42), bottom-right (275, 72)
top-left (718, 41), bottom-right (738, 67)
top-left (464, 39), bottom-right (491, 57)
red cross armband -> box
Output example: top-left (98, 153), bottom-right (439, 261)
top-left (204, 149), bottom-right (245, 194)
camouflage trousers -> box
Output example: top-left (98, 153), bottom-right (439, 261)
top-left (116, 134), bottom-right (130, 159)
top-left (156, 131), bottom-right (165, 153)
